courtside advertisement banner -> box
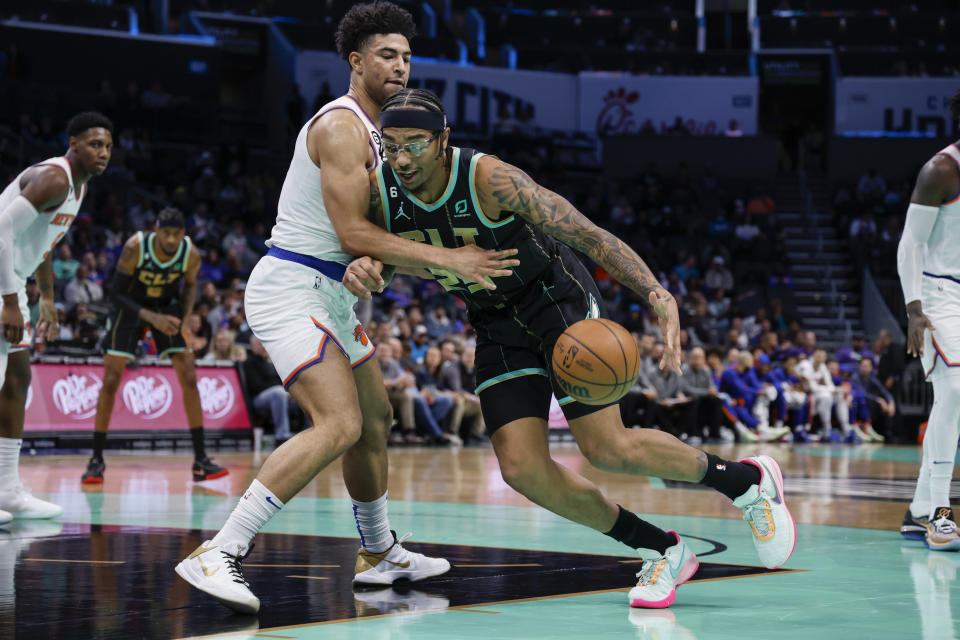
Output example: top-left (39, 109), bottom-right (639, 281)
top-left (578, 74), bottom-right (758, 136)
top-left (23, 364), bottom-right (250, 432)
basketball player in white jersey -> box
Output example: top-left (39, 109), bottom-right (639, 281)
top-left (0, 111), bottom-right (113, 525)
top-left (898, 90), bottom-right (960, 551)
top-left (175, 2), bottom-right (519, 614)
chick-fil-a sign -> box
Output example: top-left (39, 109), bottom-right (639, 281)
top-left (24, 364), bottom-right (250, 432)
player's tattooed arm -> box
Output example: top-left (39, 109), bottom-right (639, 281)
top-left (481, 159), bottom-right (662, 299)
top-left (479, 157), bottom-right (682, 373)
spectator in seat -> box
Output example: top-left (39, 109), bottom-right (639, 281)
top-left (719, 351), bottom-right (762, 442)
top-left (849, 358), bottom-right (894, 443)
top-left (53, 244), bottom-right (80, 282)
top-left (377, 339), bottom-right (422, 445)
top-left (199, 328), bottom-right (247, 363)
top-left (749, 353), bottom-right (791, 441)
top-left (409, 324), bottom-right (430, 364)
top-left (705, 255), bottom-right (734, 291)
top-left (836, 334), bottom-right (876, 374)
top-left (456, 345), bottom-right (485, 443)
top-left (64, 264), bottom-right (104, 309)
top-left (243, 337), bottom-right (300, 445)
top-left (724, 119), bottom-right (743, 137)
top-left (679, 347), bottom-right (723, 442)
top-left (797, 348), bottom-right (851, 442)
top-left (414, 345), bottom-right (461, 445)
top-left (650, 364), bottom-right (697, 442)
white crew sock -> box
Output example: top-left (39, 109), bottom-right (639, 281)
top-left (352, 491), bottom-right (393, 553)
top-left (0, 438), bottom-right (22, 488)
top-left (210, 479), bottom-right (284, 548)
top-left (927, 375), bottom-right (960, 518)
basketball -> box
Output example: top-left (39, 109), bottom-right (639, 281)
top-left (551, 318), bottom-right (641, 405)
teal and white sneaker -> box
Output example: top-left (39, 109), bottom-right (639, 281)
top-left (628, 531), bottom-right (700, 609)
top-left (734, 455), bottom-right (797, 569)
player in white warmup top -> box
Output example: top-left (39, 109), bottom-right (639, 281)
top-left (0, 111), bottom-right (113, 525)
top-left (175, 1), bottom-right (519, 614)
top-left (898, 90), bottom-right (960, 552)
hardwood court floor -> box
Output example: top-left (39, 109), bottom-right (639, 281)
top-left (4, 442), bottom-right (958, 639)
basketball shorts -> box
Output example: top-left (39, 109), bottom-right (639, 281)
top-left (244, 248), bottom-right (375, 390)
top-left (104, 303), bottom-right (186, 359)
top-left (473, 252), bottom-right (616, 434)
top-left (921, 273), bottom-right (960, 381)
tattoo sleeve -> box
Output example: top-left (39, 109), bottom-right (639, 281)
top-left (487, 163), bottom-right (663, 299)
top-left (35, 256), bottom-right (54, 301)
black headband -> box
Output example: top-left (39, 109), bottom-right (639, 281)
top-left (380, 109), bottom-right (446, 132)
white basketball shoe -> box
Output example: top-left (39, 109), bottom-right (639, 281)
top-left (175, 540), bottom-right (260, 614)
top-left (733, 455), bottom-right (797, 569)
top-left (0, 485), bottom-right (62, 519)
top-left (353, 531), bottom-right (451, 586)
top-left (628, 531), bottom-right (700, 609)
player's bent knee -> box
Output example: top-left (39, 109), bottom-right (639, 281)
top-left (1, 358), bottom-right (31, 398)
top-left (578, 432), bottom-right (630, 473)
top-left (498, 455), bottom-right (546, 493)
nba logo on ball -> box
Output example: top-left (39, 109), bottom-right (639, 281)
top-left (552, 318), bottom-right (640, 406)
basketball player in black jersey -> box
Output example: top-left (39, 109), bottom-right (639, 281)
top-left (345, 89), bottom-right (796, 607)
top-left (82, 208), bottom-right (227, 483)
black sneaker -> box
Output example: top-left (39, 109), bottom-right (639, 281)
top-left (81, 457), bottom-right (105, 484)
top-left (193, 457), bottom-right (229, 481)
top-left (901, 508), bottom-right (929, 540)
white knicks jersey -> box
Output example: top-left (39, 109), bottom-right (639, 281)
top-left (267, 95), bottom-right (383, 264)
top-left (928, 143), bottom-right (960, 279)
top-left (0, 156), bottom-right (84, 281)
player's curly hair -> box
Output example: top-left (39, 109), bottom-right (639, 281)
top-left (334, 1), bottom-right (417, 60)
top-left (951, 88), bottom-right (960, 124)
top-left (66, 111), bottom-right (113, 137)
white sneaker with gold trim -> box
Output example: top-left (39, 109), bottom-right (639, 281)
top-left (175, 540), bottom-right (259, 614)
top-left (353, 531), bottom-right (451, 586)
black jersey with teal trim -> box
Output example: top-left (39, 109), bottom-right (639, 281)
top-left (377, 147), bottom-right (569, 312)
top-left (124, 231), bottom-right (192, 308)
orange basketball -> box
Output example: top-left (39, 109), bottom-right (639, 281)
top-left (551, 318), bottom-right (641, 406)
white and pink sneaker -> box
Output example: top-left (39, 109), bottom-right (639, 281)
top-left (628, 531), bottom-right (700, 609)
top-left (734, 454), bottom-right (797, 568)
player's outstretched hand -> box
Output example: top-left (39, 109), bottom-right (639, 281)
top-left (36, 298), bottom-right (58, 342)
top-left (149, 312), bottom-right (181, 336)
top-left (649, 288), bottom-right (683, 375)
top-left (448, 246), bottom-right (519, 291)
top-left (906, 302), bottom-right (934, 358)
top-left (1, 298), bottom-right (24, 345)
top-left (344, 256), bottom-right (385, 300)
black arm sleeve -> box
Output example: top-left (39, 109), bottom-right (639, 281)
top-left (110, 271), bottom-right (142, 316)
